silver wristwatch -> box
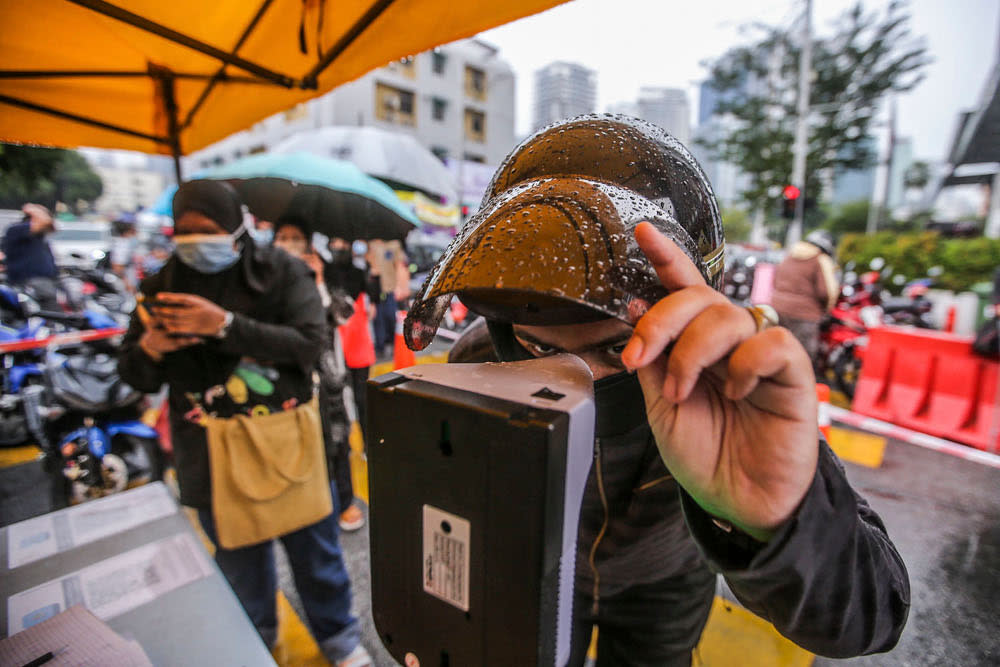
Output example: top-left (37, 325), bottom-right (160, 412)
top-left (216, 310), bottom-right (234, 338)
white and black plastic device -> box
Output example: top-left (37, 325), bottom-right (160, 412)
top-left (367, 355), bottom-right (595, 667)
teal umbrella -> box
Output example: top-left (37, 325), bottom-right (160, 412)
top-left (153, 152), bottom-right (418, 241)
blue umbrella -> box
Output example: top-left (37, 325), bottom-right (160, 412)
top-left (152, 152), bottom-right (418, 241)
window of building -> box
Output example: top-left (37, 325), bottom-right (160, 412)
top-left (432, 50), bottom-right (447, 75)
top-left (431, 146), bottom-right (449, 162)
top-left (283, 103), bottom-right (309, 122)
top-left (388, 55), bottom-right (417, 80)
top-left (432, 97), bottom-right (448, 122)
top-left (465, 66), bottom-right (486, 101)
top-left (375, 83), bottom-right (416, 126)
top-left (248, 145), bottom-right (267, 155)
top-left (462, 153), bottom-right (486, 164)
top-left (464, 108), bottom-right (485, 143)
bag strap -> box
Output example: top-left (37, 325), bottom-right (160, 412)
top-left (221, 402), bottom-right (318, 501)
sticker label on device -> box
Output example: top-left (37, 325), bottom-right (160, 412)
top-left (422, 505), bottom-right (470, 612)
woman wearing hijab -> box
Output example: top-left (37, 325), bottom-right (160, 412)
top-left (117, 180), bottom-right (373, 667)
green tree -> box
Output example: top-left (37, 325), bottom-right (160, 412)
top-left (722, 208), bottom-right (753, 242)
top-left (699, 1), bottom-right (929, 228)
top-left (0, 144), bottom-right (103, 213)
top-left (825, 200), bottom-right (873, 235)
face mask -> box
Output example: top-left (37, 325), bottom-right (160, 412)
top-left (142, 256), bottom-right (166, 275)
top-left (249, 228), bottom-right (273, 246)
top-left (174, 233), bottom-right (242, 274)
top-left (593, 370), bottom-right (647, 437)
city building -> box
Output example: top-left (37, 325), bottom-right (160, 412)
top-left (532, 62), bottom-right (597, 130)
top-left (691, 118), bottom-right (748, 210)
top-left (184, 38), bottom-right (516, 179)
top-left (886, 136), bottom-right (915, 210)
top-left (78, 148), bottom-right (173, 214)
top-left (636, 87), bottom-right (690, 146)
top-left (606, 101), bottom-right (639, 118)
top-left (830, 137), bottom-right (878, 207)
top-left (697, 76), bottom-right (749, 126)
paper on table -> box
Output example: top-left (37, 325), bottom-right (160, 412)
top-left (7, 532), bottom-right (213, 636)
top-left (7, 483), bottom-right (177, 569)
top-left (0, 604), bottom-right (153, 666)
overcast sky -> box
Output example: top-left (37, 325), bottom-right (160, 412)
top-left (479, 0), bottom-right (999, 162)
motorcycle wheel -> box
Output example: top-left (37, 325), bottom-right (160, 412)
top-left (113, 433), bottom-right (165, 486)
top-left (834, 345), bottom-right (862, 400)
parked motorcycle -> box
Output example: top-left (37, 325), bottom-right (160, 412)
top-left (819, 259), bottom-right (938, 398)
top-left (43, 350), bottom-right (163, 506)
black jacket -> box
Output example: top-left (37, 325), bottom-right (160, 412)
top-left (118, 248), bottom-right (326, 509)
top-left (449, 327), bottom-right (910, 659)
top-left (576, 420), bottom-right (909, 658)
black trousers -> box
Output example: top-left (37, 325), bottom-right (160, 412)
top-left (567, 567), bottom-right (717, 667)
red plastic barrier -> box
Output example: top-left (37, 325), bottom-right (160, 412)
top-left (853, 326), bottom-right (1000, 452)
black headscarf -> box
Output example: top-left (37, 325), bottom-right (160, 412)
top-left (274, 212), bottom-right (311, 239)
top-left (170, 179), bottom-right (274, 294)
top-left (172, 179), bottom-right (243, 232)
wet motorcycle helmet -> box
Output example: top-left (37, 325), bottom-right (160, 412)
top-left (404, 114), bottom-right (726, 351)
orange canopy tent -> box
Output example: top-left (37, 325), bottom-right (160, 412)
top-left (0, 0), bottom-right (569, 179)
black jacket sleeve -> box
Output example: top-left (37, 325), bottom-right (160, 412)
top-left (117, 307), bottom-right (166, 393)
top-left (680, 442), bottom-right (910, 658)
top-left (214, 261), bottom-right (327, 373)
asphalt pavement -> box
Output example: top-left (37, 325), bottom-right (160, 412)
top-left (813, 434), bottom-right (1000, 666)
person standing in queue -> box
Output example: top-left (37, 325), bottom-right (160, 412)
top-left (326, 237), bottom-right (378, 452)
top-left (272, 217), bottom-right (366, 532)
top-left (117, 180), bottom-right (373, 667)
top-left (411, 115), bottom-right (909, 667)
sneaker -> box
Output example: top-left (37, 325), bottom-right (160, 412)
top-left (339, 502), bottom-right (365, 532)
top-left (337, 644), bottom-right (373, 667)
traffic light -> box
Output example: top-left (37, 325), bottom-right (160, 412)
top-left (782, 184), bottom-right (800, 219)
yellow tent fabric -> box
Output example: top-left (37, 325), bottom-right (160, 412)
top-left (0, 0), bottom-right (569, 156)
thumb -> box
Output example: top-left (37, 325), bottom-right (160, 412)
top-left (136, 304), bottom-right (152, 329)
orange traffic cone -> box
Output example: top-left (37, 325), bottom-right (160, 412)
top-left (393, 310), bottom-right (416, 370)
top-left (816, 383), bottom-right (832, 441)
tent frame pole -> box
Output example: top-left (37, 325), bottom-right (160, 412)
top-left (0, 93), bottom-right (168, 144)
top-left (66, 0), bottom-right (295, 87)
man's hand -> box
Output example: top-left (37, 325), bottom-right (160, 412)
top-left (303, 252), bottom-right (325, 286)
top-left (621, 222), bottom-right (819, 542)
top-left (150, 292), bottom-right (228, 337)
top-left (22, 203), bottom-right (54, 235)
top-left (136, 303), bottom-right (200, 362)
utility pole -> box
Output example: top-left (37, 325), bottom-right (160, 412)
top-left (786, 0), bottom-right (812, 248)
top-left (867, 96), bottom-right (897, 234)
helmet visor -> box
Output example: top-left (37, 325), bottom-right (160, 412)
top-left (404, 177), bottom-right (710, 350)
